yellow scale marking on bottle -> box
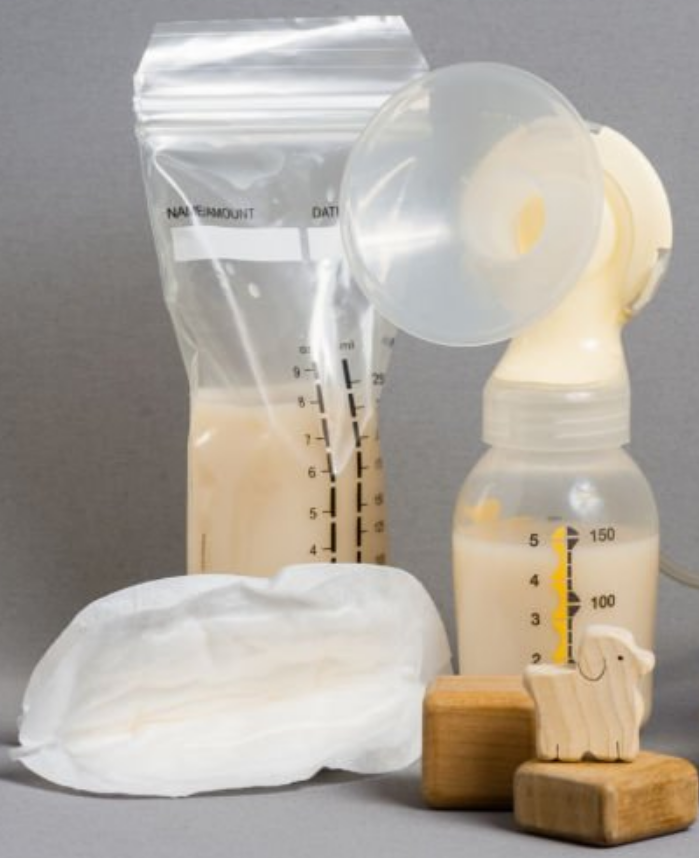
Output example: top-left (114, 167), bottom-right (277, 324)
top-left (551, 525), bottom-right (570, 665)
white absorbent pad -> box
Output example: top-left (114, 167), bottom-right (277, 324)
top-left (14, 564), bottom-right (452, 796)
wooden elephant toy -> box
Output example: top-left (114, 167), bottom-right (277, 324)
top-left (523, 625), bottom-right (655, 762)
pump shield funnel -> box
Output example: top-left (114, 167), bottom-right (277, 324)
top-left (340, 63), bottom-right (604, 346)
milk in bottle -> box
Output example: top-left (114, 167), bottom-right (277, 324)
top-left (453, 447), bottom-right (659, 714)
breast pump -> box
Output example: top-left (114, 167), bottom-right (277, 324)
top-left (339, 64), bottom-right (672, 713)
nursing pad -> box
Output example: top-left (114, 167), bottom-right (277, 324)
top-left (14, 564), bottom-right (451, 796)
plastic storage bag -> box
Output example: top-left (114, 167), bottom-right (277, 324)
top-left (133, 18), bottom-right (427, 575)
top-left (14, 565), bottom-right (452, 796)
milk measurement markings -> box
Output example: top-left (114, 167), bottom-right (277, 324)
top-left (302, 359), bottom-right (337, 563)
top-left (342, 357), bottom-right (369, 562)
top-left (551, 525), bottom-right (581, 665)
top-left (530, 525), bottom-right (622, 665)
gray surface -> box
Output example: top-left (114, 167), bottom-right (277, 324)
top-left (2, 0), bottom-right (699, 855)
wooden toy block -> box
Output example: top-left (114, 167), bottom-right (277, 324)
top-left (422, 675), bottom-right (535, 809)
top-left (514, 752), bottom-right (698, 846)
top-left (523, 625), bottom-right (655, 762)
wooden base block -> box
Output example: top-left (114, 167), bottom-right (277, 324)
top-left (422, 676), bottom-right (535, 809)
top-left (515, 752), bottom-right (698, 846)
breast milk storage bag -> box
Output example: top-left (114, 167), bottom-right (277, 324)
top-left (134, 19), bottom-right (427, 575)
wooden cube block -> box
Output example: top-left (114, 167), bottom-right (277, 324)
top-left (515, 752), bottom-right (698, 846)
top-left (422, 675), bottom-right (535, 809)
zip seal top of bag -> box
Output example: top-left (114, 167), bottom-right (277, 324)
top-left (134, 17), bottom-right (428, 127)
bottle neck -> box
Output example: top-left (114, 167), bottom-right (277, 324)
top-left (482, 374), bottom-right (630, 453)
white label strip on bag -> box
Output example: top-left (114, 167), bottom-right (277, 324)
top-left (172, 226), bottom-right (302, 263)
top-left (307, 226), bottom-right (344, 260)
top-left (171, 225), bottom-right (343, 263)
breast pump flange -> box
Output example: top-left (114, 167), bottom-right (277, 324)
top-left (339, 62), bottom-right (679, 700)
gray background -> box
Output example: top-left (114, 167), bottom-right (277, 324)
top-left (2, 0), bottom-right (699, 855)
